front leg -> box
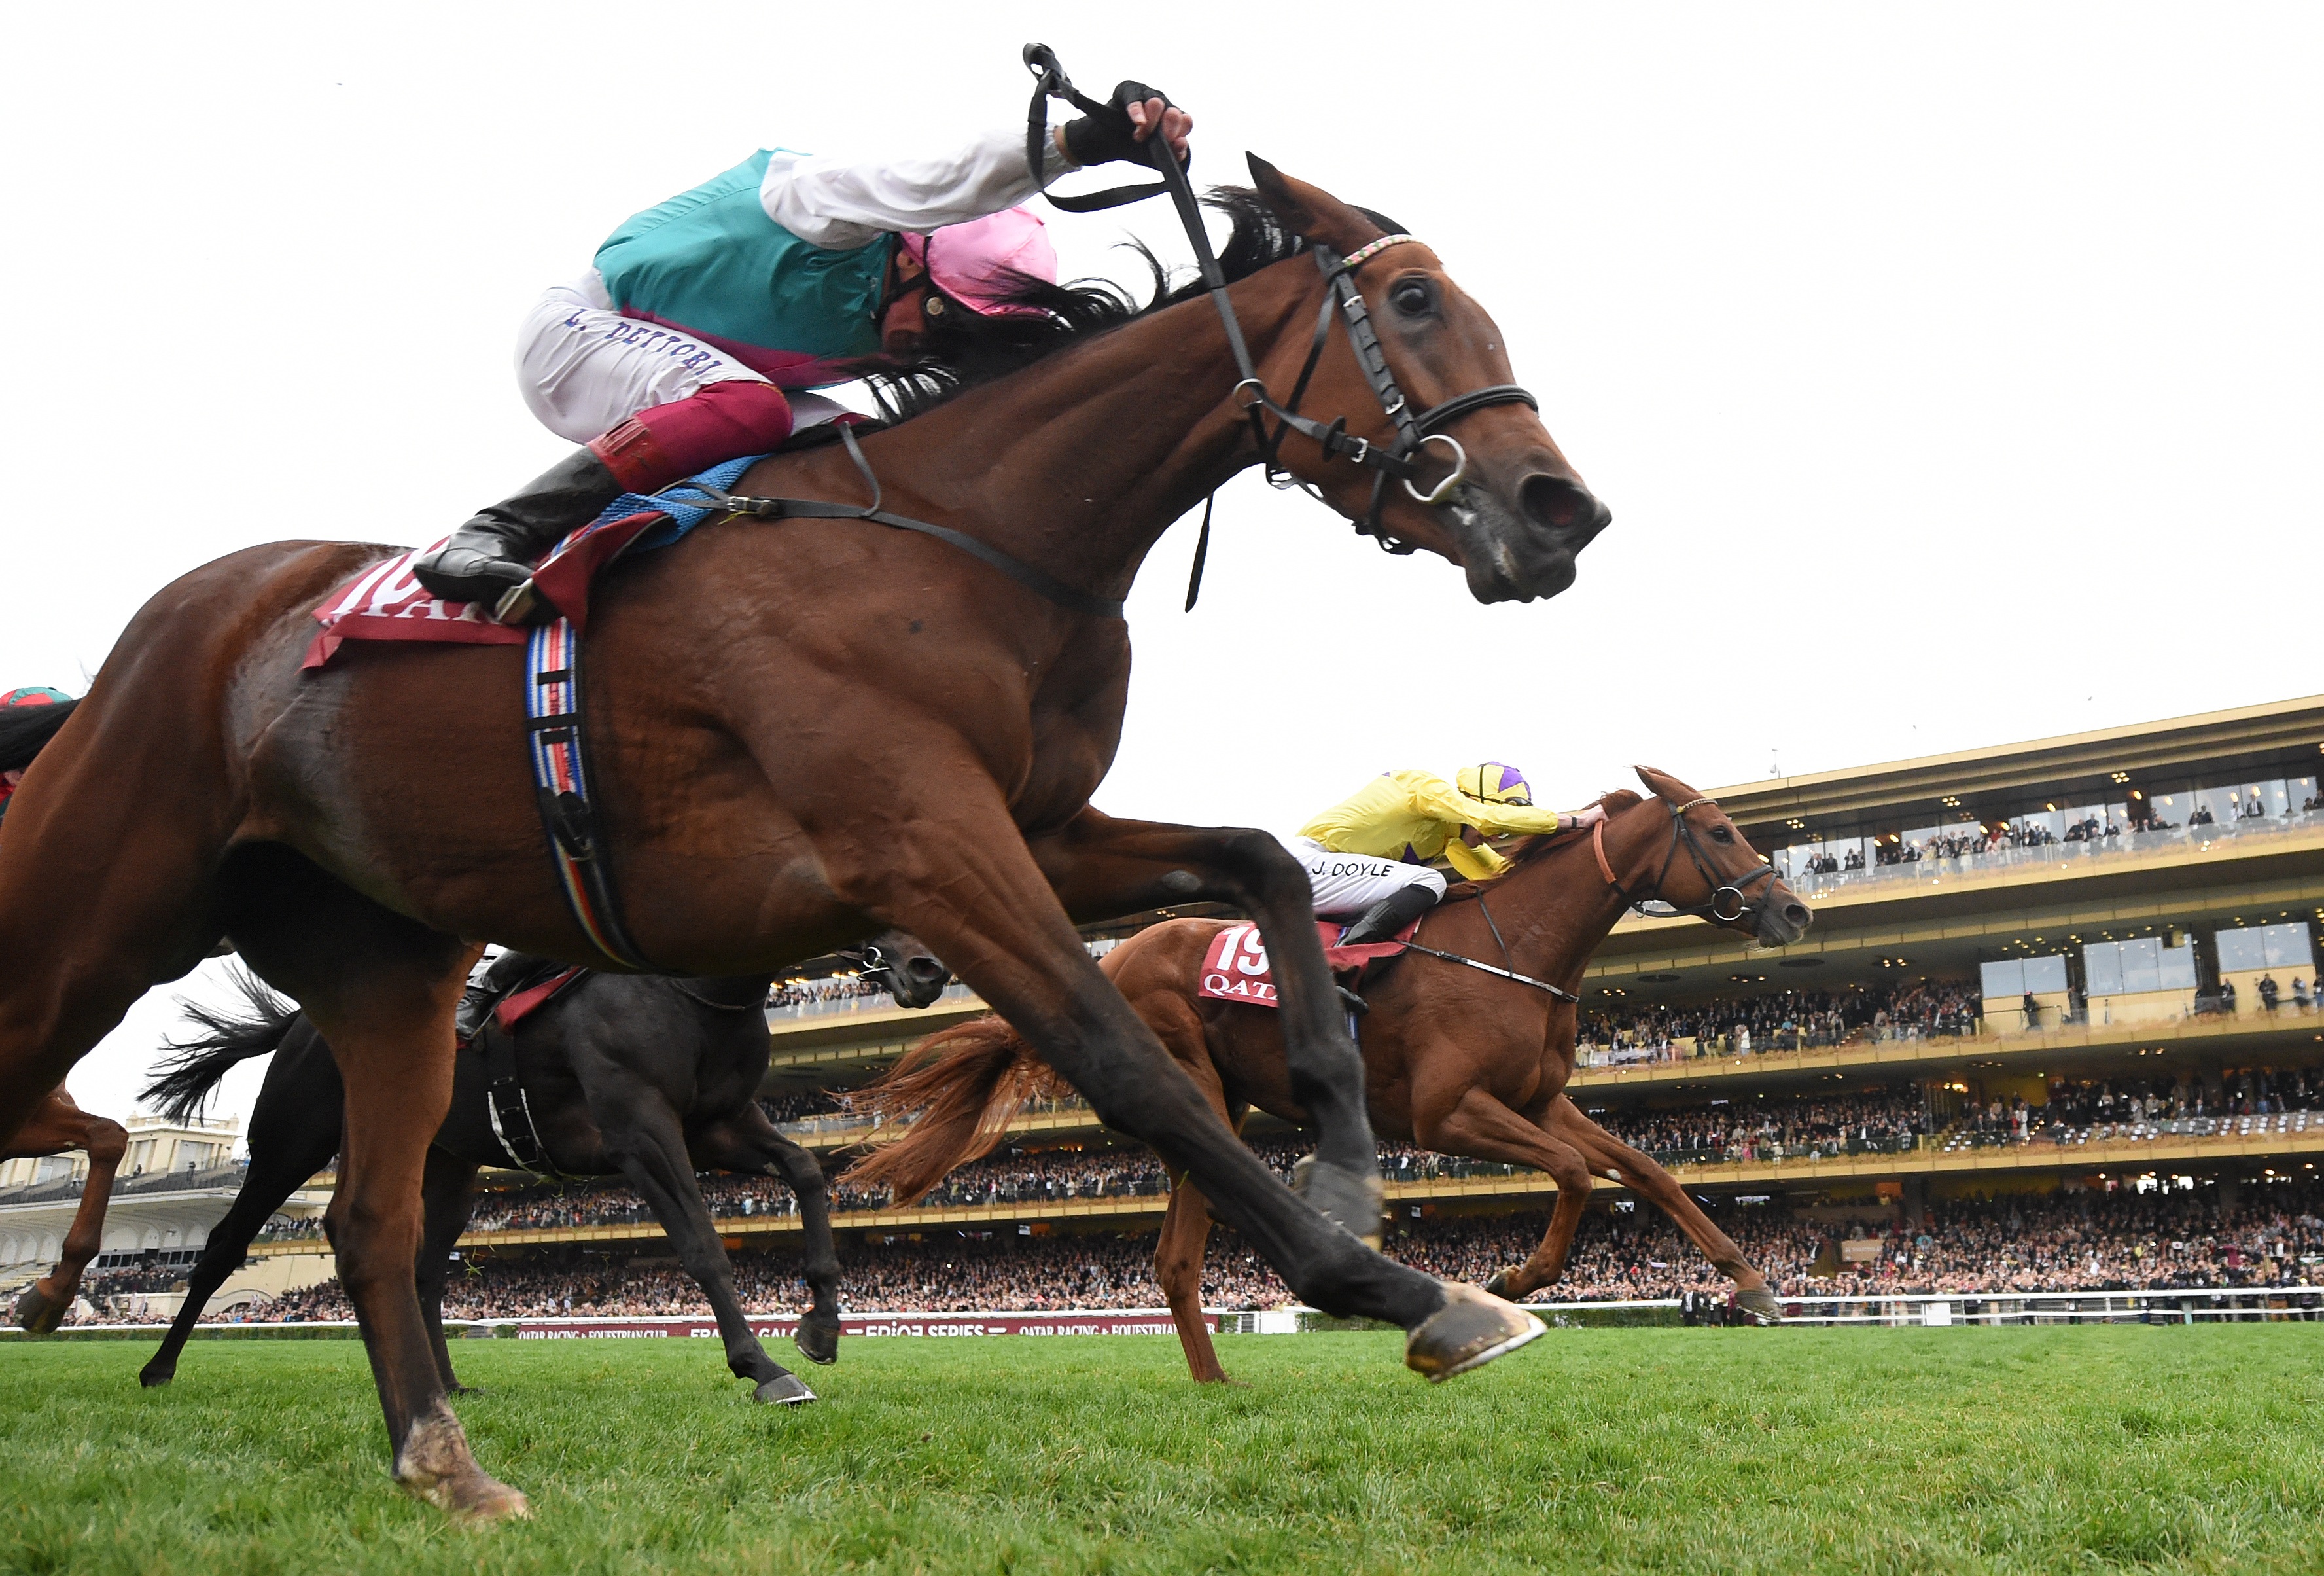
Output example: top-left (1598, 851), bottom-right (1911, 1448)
top-left (11, 1092), bottom-right (128, 1333)
top-left (1029, 808), bottom-right (1381, 1244)
top-left (1409, 1077), bottom-right (1600, 1303)
top-left (1545, 1098), bottom-right (1780, 1323)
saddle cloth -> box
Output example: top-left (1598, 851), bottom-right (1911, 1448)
top-left (1196, 920), bottom-right (1416, 1009)
top-left (456, 962), bottom-right (586, 1050)
top-left (302, 453), bottom-right (773, 670)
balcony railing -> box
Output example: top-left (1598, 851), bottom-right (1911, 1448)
top-left (1777, 810), bottom-right (2323, 903)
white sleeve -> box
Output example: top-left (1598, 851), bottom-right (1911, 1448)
top-left (761, 126), bottom-right (1070, 251)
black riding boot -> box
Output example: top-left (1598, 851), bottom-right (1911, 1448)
top-left (455, 950), bottom-right (551, 1044)
top-left (411, 448), bottom-right (627, 622)
top-left (1335, 882), bottom-right (1441, 947)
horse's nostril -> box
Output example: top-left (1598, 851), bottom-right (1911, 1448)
top-left (1784, 904), bottom-right (1812, 928)
top-left (1519, 473), bottom-right (1594, 533)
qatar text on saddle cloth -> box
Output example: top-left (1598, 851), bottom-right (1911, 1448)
top-left (1196, 921), bottom-right (1416, 1008)
top-left (300, 454), bottom-right (771, 669)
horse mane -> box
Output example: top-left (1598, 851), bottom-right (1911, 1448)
top-left (845, 187), bottom-right (1403, 425)
top-left (1440, 788), bottom-right (1646, 902)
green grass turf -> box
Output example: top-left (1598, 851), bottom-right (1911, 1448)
top-left (3, 1326), bottom-right (2320, 1575)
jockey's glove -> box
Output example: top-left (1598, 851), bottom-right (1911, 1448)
top-left (1062, 80), bottom-right (1190, 171)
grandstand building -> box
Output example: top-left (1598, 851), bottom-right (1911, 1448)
top-left (22, 694), bottom-right (2324, 1317)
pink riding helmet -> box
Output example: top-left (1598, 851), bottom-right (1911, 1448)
top-left (900, 206), bottom-right (1057, 319)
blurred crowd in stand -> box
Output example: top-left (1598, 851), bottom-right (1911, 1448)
top-left (1579, 981), bottom-right (1981, 1064)
top-left (1579, 1086), bottom-right (1930, 1164)
top-left (104, 1176), bottom-right (2324, 1323)
top-left (1946, 1066), bottom-right (2324, 1152)
top-left (765, 975), bottom-right (888, 1010)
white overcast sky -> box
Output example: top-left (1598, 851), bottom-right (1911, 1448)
top-left (4, 3), bottom-right (2318, 1130)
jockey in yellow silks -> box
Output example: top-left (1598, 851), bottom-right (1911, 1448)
top-left (1284, 762), bottom-right (1606, 945)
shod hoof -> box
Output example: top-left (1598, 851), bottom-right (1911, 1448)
top-left (1734, 1287), bottom-right (1784, 1325)
top-left (137, 1364), bottom-right (176, 1389)
top-left (1482, 1267), bottom-right (1519, 1299)
top-left (1290, 1155), bottom-right (1386, 1250)
top-left (1405, 1282), bottom-right (1545, 1382)
top-left (14, 1281), bottom-right (67, 1335)
top-left (794, 1312), bottom-right (841, 1366)
top-left (754, 1372), bottom-right (817, 1405)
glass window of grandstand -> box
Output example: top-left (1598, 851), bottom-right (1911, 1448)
top-left (1979, 954), bottom-right (2069, 1034)
top-left (2211, 922), bottom-right (2317, 1017)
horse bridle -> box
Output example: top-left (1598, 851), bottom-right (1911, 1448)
top-left (1594, 797), bottom-right (1782, 926)
top-left (1023, 45), bottom-right (1538, 555)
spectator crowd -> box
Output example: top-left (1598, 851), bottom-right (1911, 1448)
top-left (103, 1175), bottom-right (2324, 1323)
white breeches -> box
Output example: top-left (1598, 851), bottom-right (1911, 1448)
top-left (514, 272), bottom-right (847, 443)
top-left (1280, 836), bottom-right (1447, 918)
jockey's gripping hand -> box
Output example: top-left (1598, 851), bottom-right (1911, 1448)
top-left (1063, 81), bottom-right (1193, 170)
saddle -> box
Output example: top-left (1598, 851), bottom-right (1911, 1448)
top-left (459, 961), bottom-right (586, 1175)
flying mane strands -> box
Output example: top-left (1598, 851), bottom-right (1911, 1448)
top-left (853, 187), bottom-right (1401, 423)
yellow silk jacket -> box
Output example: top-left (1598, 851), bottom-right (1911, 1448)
top-left (1296, 770), bottom-right (1567, 880)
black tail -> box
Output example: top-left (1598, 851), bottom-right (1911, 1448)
top-left (0, 696), bottom-right (78, 774)
top-left (142, 966), bottom-right (303, 1124)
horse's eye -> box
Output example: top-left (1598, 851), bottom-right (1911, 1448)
top-left (1390, 279), bottom-right (1434, 316)
top-left (1711, 825), bottom-right (1734, 843)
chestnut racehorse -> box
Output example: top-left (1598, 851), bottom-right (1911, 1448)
top-left (4, 1086), bottom-right (128, 1333)
top-left (852, 769), bottom-right (1812, 1382)
top-left (0, 163), bottom-right (1608, 1518)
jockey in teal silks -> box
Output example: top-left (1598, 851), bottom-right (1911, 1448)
top-left (0, 687), bottom-right (73, 827)
top-left (412, 81), bottom-right (1193, 622)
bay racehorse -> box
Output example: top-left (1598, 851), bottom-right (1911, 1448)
top-left (0, 162), bottom-right (1608, 1517)
top-left (135, 937), bottom-right (944, 1403)
top-left (851, 769), bottom-right (1812, 1381)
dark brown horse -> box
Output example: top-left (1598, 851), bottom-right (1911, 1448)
top-left (135, 937), bottom-right (944, 1403)
top-left (5, 1086), bottom-right (128, 1333)
top-left (0, 164), bottom-right (1606, 1518)
top-left (853, 770), bottom-right (1811, 1382)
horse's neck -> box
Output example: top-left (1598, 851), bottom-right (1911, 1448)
top-left (1479, 837), bottom-right (1634, 991)
top-left (856, 266), bottom-right (1324, 600)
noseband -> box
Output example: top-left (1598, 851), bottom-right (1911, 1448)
top-left (1593, 797), bottom-right (1782, 926)
top-left (1025, 46), bottom-right (1537, 556)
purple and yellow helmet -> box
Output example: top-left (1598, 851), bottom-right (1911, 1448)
top-left (1458, 762), bottom-right (1532, 806)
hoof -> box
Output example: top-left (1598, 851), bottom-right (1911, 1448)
top-left (1482, 1268), bottom-right (1520, 1299)
top-left (754, 1372), bottom-right (817, 1406)
top-left (794, 1312), bottom-right (841, 1366)
top-left (137, 1364), bottom-right (175, 1389)
top-left (1290, 1155), bottom-right (1386, 1250)
top-left (14, 1281), bottom-right (67, 1334)
top-left (1405, 1282), bottom-right (1545, 1383)
top-left (394, 1406), bottom-right (530, 1523)
top-left (1734, 1286), bottom-right (1783, 1325)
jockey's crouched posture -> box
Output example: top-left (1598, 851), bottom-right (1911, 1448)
top-left (1288, 764), bottom-right (1606, 946)
top-left (413, 87), bottom-right (1194, 620)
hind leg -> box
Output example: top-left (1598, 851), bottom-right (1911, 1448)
top-left (143, 1021), bottom-right (343, 1386)
top-left (231, 859), bottom-right (520, 1520)
top-left (9, 1092), bottom-right (128, 1333)
top-left (693, 1112), bottom-right (842, 1366)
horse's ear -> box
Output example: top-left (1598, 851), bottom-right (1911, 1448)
top-left (1246, 154), bottom-right (1386, 254)
top-left (1632, 764), bottom-right (1706, 805)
